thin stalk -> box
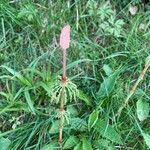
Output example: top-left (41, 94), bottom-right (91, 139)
top-left (116, 61), bottom-right (150, 117)
top-left (59, 85), bottom-right (65, 149)
top-left (58, 25), bottom-right (70, 148)
top-left (62, 48), bottom-right (67, 81)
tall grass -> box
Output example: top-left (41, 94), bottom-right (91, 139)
top-left (0, 0), bottom-right (150, 149)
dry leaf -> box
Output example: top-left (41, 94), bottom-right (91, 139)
top-left (129, 5), bottom-right (138, 16)
top-left (139, 23), bottom-right (146, 30)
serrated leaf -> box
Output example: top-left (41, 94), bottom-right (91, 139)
top-left (142, 133), bottom-right (150, 148)
top-left (64, 136), bottom-right (79, 149)
top-left (41, 142), bottom-right (58, 150)
top-left (78, 90), bottom-right (92, 106)
top-left (95, 120), bottom-right (122, 144)
top-left (49, 120), bottom-right (59, 134)
top-left (82, 138), bottom-right (93, 150)
top-left (97, 73), bottom-right (118, 98)
top-left (24, 89), bottom-right (35, 114)
top-left (136, 99), bottom-right (149, 121)
top-left (74, 142), bottom-right (82, 150)
top-left (0, 137), bottom-right (11, 150)
top-left (88, 110), bottom-right (99, 131)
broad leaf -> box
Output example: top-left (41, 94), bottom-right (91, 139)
top-left (49, 120), bottom-right (59, 134)
top-left (64, 136), bottom-right (79, 149)
top-left (142, 133), bottom-right (150, 148)
top-left (41, 142), bottom-right (58, 150)
top-left (0, 137), bottom-right (11, 150)
top-left (69, 118), bottom-right (87, 132)
top-left (74, 142), bottom-right (82, 150)
top-left (78, 90), bottom-right (92, 106)
top-left (88, 110), bottom-right (99, 131)
top-left (97, 72), bottom-right (118, 98)
top-left (82, 138), bottom-right (93, 150)
top-left (93, 139), bottom-right (116, 150)
top-left (136, 99), bottom-right (149, 121)
top-left (67, 105), bottom-right (78, 117)
top-left (95, 120), bottom-right (122, 144)
top-left (103, 64), bottom-right (113, 76)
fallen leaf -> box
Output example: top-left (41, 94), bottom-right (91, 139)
top-left (129, 5), bottom-right (138, 16)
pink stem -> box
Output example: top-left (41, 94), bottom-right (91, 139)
top-left (62, 48), bottom-right (67, 80)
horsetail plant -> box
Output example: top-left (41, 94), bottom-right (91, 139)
top-left (51, 25), bottom-right (79, 148)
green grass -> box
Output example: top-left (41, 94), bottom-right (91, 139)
top-left (0, 0), bottom-right (150, 149)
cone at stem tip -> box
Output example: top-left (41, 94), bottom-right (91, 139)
top-left (60, 25), bottom-right (70, 50)
top-left (60, 25), bottom-right (70, 81)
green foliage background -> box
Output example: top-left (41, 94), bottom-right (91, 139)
top-left (0, 0), bottom-right (150, 149)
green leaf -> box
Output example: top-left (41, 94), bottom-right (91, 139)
top-left (1, 65), bottom-right (31, 86)
top-left (41, 142), bottom-right (58, 150)
top-left (136, 99), bottom-right (149, 121)
top-left (69, 118), bottom-right (87, 132)
top-left (95, 120), bottom-right (122, 144)
top-left (67, 105), bottom-right (78, 117)
top-left (49, 120), bottom-right (59, 134)
top-left (38, 81), bottom-right (52, 96)
top-left (64, 136), bottom-right (79, 149)
top-left (24, 89), bottom-right (35, 114)
top-left (97, 72), bottom-right (118, 98)
top-left (145, 55), bottom-right (150, 66)
top-left (142, 133), bottom-right (150, 148)
top-left (103, 64), bottom-right (113, 76)
top-left (13, 88), bottom-right (24, 101)
top-left (74, 142), bottom-right (82, 150)
top-left (17, 4), bottom-right (36, 21)
top-left (82, 138), bottom-right (93, 150)
top-left (28, 14), bottom-right (33, 21)
top-left (0, 92), bottom-right (12, 100)
top-left (88, 110), bottom-right (99, 131)
top-left (93, 139), bottom-right (116, 150)
top-left (78, 90), bottom-right (92, 106)
top-left (0, 137), bottom-right (11, 150)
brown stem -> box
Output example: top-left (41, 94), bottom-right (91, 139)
top-left (59, 85), bottom-right (65, 149)
top-left (116, 62), bottom-right (150, 118)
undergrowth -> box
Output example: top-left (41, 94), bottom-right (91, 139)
top-left (0, 0), bottom-right (150, 150)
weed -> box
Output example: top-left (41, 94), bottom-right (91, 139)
top-left (0, 1), bottom-right (150, 150)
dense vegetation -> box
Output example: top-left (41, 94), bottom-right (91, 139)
top-left (0, 0), bottom-right (150, 149)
